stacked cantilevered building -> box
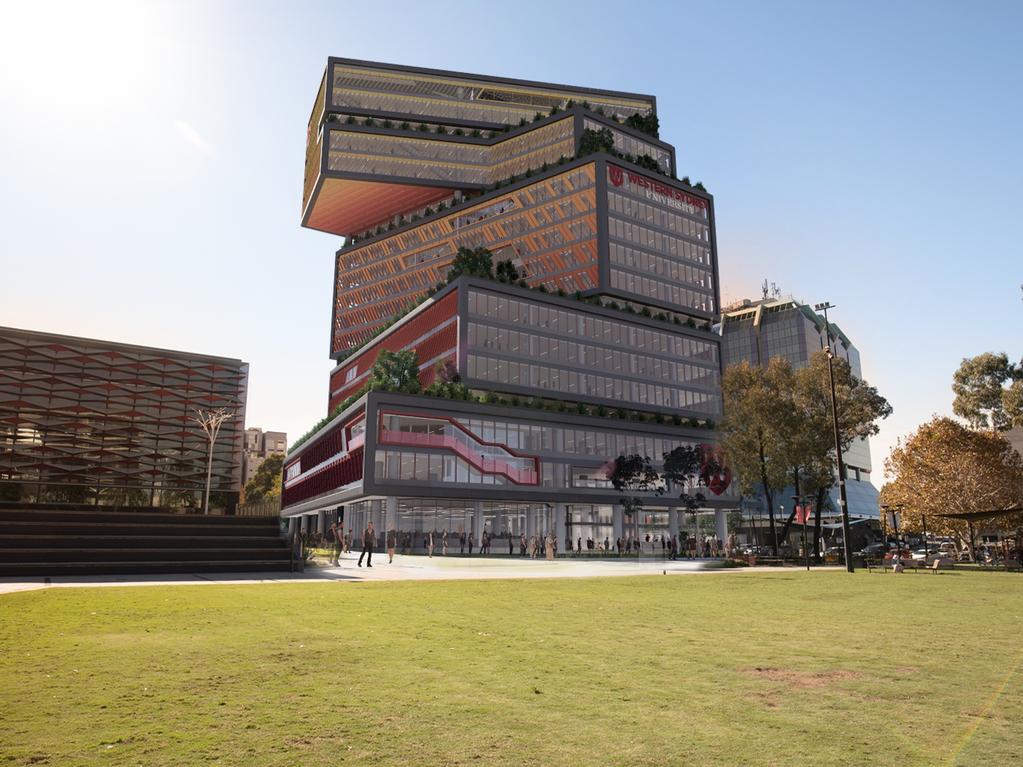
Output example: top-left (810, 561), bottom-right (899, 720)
top-left (283, 58), bottom-right (733, 548)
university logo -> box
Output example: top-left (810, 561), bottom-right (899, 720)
top-left (609, 164), bottom-right (624, 187)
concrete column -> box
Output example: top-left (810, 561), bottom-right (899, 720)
top-left (612, 504), bottom-right (624, 542)
top-left (385, 496), bottom-right (397, 532)
top-left (715, 509), bottom-right (727, 542)
top-left (554, 504), bottom-right (567, 549)
top-left (288, 516), bottom-right (299, 535)
top-left (669, 507), bottom-right (680, 538)
top-left (473, 501), bottom-right (484, 548)
top-left (316, 510), bottom-right (327, 535)
top-left (299, 515), bottom-right (308, 534)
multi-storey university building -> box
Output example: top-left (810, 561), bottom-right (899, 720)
top-left (0, 326), bottom-right (248, 509)
top-left (720, 296), bottom-right (879, 519)
top-left (242, 427), bottom-right (288, 487)
top-left (284, 58), bottom-right (734, 547)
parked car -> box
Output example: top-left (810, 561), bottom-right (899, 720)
top-left (855, 543), bottom-right (889, 559)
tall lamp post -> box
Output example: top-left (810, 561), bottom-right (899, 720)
top-left (192, 407), bottom-right (234, 515)
top-left (814, 302), bottom-right (854, 573)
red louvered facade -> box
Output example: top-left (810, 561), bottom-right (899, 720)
top-left (328, 290), bottom-right (458, 410)
top-left (0, 326), bottom-right (248, 509)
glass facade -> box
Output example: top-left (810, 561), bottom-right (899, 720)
top-left (606, 165), bottom-right (716, 315)
top-left (330, 63), bottom-right (654, 127)
top-left (466, 287), bottom-right (721, 416)
top-left (326, 117), bottom-right (575, 188)
top-left (333, 164), bottom-right (599, 353)
top-left (372, 407), bottom-right (706, 495)
top-left (583, 118), bottom-right (671, 173)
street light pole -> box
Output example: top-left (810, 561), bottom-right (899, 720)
top-left (814, 302), bottom-right (854, 573)
top-left (192, 408), bottom-right (234, 515)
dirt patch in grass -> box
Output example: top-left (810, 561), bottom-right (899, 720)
top-left (743, 667), bottom-right (862, 689)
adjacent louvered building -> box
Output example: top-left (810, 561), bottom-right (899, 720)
top-left (0, 326), bottom-right (248, 510)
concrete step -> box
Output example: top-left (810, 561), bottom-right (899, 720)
top-left (1, 521), bottom-right (280, 537)
top-left (0, 509), bottom-right (278, 526)
top-left (0, 534), bottom-right (285, 549)
top-left (0, 561), bottom-right (294, 576)
top-left (0, 547), bottom-right (290, 564)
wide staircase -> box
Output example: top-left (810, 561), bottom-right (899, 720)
top-left (0, 506), bottom-right (293, 576)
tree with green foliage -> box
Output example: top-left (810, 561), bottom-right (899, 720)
top-left (791, 351), bottom-right (892, 559)
top-left (577, 127), bottom-right (615, 157)
top-left (494, 259), bottom-right (521, 283)
top-left (952, 352), bottom-right (1023, 431)
top-left (242, 453), bottom-right (284, 504)
top-left (424, 360), bottom-right (472, 400)
top-left (608, 445), bottom-right (712, 544)
top-left (624, 112), bottom-right (659, 138)
top-left (718, 358), bottom-right (798, 555)
top-left (446, 246), bottom-right (493, 283)
top-left (367, 349), bottom-right (422, 394)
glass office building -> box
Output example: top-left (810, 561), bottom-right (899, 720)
top-left (720, 296), bottom-right (879, 518)
top-left (285, 59), bottom-right (733, 546)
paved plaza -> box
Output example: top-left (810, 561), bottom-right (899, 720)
top-left (0, 553), bottom-right (805, 595)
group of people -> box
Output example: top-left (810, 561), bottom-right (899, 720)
top-left (321, 522), bottom-right (731, 568)
top-left (565, 532), bottom-right (729, 559)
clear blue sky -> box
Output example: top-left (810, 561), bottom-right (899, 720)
top-left (2, 0), bottom-right (1020, 482)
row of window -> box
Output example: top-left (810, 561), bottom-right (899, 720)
top-left (607, 213), bottom-right (710, 263)
top-left (328, 131), bottom-right (575, 187)
top-left (467, 322), bottom-right (719, 388)
top-left (331, 66), bottom-right (649, 127)
top-left (467, 353), bottom-right (720, 413)
top-left (608, 188), bottom-right (709, 229)
top-left (452, 415), bottom-right (700, 460)
top-left (609, 242), bottom-right (714, 291)
top-left (466, 289), bottom-right (718, 361)
top-left (610, 269), bottom-right (717, 314)
top-left (583, 119), bottom-right (671, 171)
top-left (338, 166), bottom-right (597, 266)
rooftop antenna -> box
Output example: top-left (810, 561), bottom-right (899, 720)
top-left (761, 279), bottom-right (769, 300)
top-left (771, 282), bottom-right (781, 298)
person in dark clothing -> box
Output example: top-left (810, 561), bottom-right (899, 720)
top-left (460, 531), bottom-right (466, 555)
top-left (358, 521), bottom-right (375, 567)
top-left (468, 534), bottom-right (474, 555)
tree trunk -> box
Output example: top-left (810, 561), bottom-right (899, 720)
top-left (779, 467), bottom-right (800, 543)
top-left (813, 486), bottom-right (826, 563)
top-left (758, 432), bottom-right (778, 556)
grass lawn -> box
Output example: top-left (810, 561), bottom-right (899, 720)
top-left (1, 571), bottom-right (1021, 766)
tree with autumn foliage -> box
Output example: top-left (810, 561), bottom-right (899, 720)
top-left (880, 417), bottom-right (1023, 559)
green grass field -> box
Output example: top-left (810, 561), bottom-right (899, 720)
top-left (1, 571), bottom-right (1021, 766)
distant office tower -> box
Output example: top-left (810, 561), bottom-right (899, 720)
top-left (0, 326), bottom-right (247, 509)
top-left (720, 296), bottom-right (878, 518)
top-left (284, 59), bottom-right (734, 547)
top-left (242, 427), bottom-right (288, 486)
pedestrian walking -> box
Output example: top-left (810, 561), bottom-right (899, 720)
top-left (386, 526), bottom-right (396, 564)
top-left (443, 530), bottom-right (449, 556)
top-left (357, 521), bottom-right (375, 567)
top-left (328, 522), bottom-right (341, 566)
